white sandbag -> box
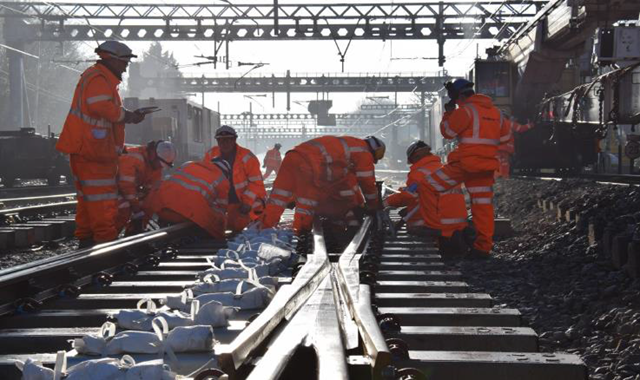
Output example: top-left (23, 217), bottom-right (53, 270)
top-left (258, 243), bottom-right (292, 261)
top-left (65, 357), bottom-right (127, 380)
top-left (156, 310), bottom-right (193, 329)
top-left (72, 322), bottom-right (116, 355)
top-left (194, 286), bottom-right (272, 310)
top-left (193, 278), bottom-right (256, 295)
top-left (104, 319), bottom-right (167, 355)
top-left (193, 300), bottom-right (238, 327)
top-left (198, 267), bottom-right (256, 281)
top-left (124, 359), bottom-right (178, 380)
top-left (165, 325), bottom-right (214, 352)
top-left (15, 358), bottom-right (54, 380)
top-left (164, 290), bottom-right (193, 310)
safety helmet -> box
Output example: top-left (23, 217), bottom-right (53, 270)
top-left (406, 140), bottom-right (431, 162)
top-left (95, 41), bottom-right (137, 62)
top-left (212, 157), bottom-right (232, 178)
top-left (445, 78), bottom-right (474, 101)
top-left (215, 125), bottom-right (238, 138)
top-left (275, 143), bottom-right (282, 149)
top-left (364, 136), bottom-right (386, 162)
top-left (155, 141), bottom-right (177, 169)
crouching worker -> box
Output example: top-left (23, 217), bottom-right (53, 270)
top-left (144, 158), bottom-right (231, 240)
top-left (115, 140), bottom-right (176, 235)
top-left (383, 141), bottom-right (470, 255)
top-left (261, 135), bottom-right (385, 235)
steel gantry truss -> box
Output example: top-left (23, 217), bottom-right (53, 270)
top-left (1, 1), bottom-right (544, 45)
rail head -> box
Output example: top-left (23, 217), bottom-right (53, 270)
top-left (217, 219), bottom-right (331, 376)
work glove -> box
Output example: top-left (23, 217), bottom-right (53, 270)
top-left (376, 209), bottom-right (396, 239)
top-left (444, 99), bottom-right (456, 113)
top-left (239, 203), bottom-right (252, 215)
top-left (123, 109), bottom-right (146, 124)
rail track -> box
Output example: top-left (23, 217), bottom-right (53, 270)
top-left (0, 209), bottom-right (587, 379)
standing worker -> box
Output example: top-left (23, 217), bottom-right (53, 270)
top-left (420, 79), bottom-right (510, 258)
top-left (496, 116), bottom-right (533, 178)
top-left (261, 135), bottom-right (385, 235)
top-left (263, 143), bottom-right (282, 179)
top-left (203, 126), bottom-right (266, 233)
top-left (56, 41), bottom-right (148, 248)
top-left (144, 159), bottom-right (231, 240)
top-left (115, 140), bottom-right (177, 235)
top-left (384, 141), bottom-right (468, 241)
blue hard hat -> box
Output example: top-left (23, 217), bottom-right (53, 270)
top-left (451, 79), bottom-right (474, 92)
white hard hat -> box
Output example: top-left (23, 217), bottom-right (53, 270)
top-left (156, 141), bottom-right (177, 168)
top-left (95, 41), bottom-right (137, 62)
top-left (364, 136), bottom-right (386, 162)
top-left (215, 125), bottom-right (238, 138)
top-left (406, 140), bottom-right (431, 162)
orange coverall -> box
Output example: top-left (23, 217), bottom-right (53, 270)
top-left (203, 145), bottom-right (266, 233)
top-left (145, 161), bottom-right (229, 240)
top-left (115, 145), bottom-right (162, 233)
top-left (262, 136), bottom-right (378, 234)
top-left (421, 94), bottom-right (510, 253)
top-left (56, 63), bottom-right (126, 243)
top-left (496, 117), bottom-right (533, 178)
top-left (263, 148), bottom-right (282, 179)
top-left (385, 155), bottom-right (467, 237)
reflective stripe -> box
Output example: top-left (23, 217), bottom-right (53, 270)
top-left (268, 198), bottom-right (288, 208)
top-left (434, 170), bottom-right (457, 186)
top-left (118, 201), bottom-right (131, 209)
top-left (404, 205), bottom-right (420, 222)
top-left (295, 208), bottom-right (314, 216)
top-left (425, 174), bottom-right (446, 192)
top-left (467, 186), bottom-right (493, 193)
top-left (364, 193), bottom-right (378, 200)
top-left (242, 153), bottom-right (255, 164)
top-left (80, 178), bottom-right (116, 186)
top-left (443, 188), bottom-right (463, 195)
top-left (218, 198), bottom-right (229, 205)
top-left (119, 175), bottom-right (136, 183)
top-left (441, 217), bottom-right (467, 224)
top-left (459, 137), bottom-right (500, 145)
top-left (252, 200), bottom-right (262, 208)
top-left (86, 94), bottom-right (113, 105)
top-left (117, 107), bottom-right (125, 123)
top-left (472, 197), bottom-right (493, 205)
top-left (174, 170), bottom-right (216, 193)
top-left (467, 104), bottom-right (480, 138)
top-left (84, 192), bottom-right (118, 202)
top-left (443, 120), bottom-right (456, 138)
top-left (124, 194), bottom-right (136, 200)
top-left (234, 180), bottom-right (248, 190)
top-left (245, 190), bottom-right (257, 200)
top-left (272, 188), bottom-right (293, 197)
top-left (356, 170), bottom-right (374, 178)
top-left (349, 147), bottom-right (368, 153)
top-left (168, 177), bottom-right (212, 202)
top-left (248, 175), bottom-right (262, 182)
top-left (69, 108), bottom-right (113, 129)
top-left (296, 197), bottom-right (318, 207)
top-left (338, 137), bottom-right (351, 164)
top-left (408, 220), bottom-right (425, 227)
top-left (308, 140), bottom-right (333, 181)
top-left (339, 189), bottom-right (356, 196)
top-left (127, 152), bottom-right (145, 162)
top-left (500, 130), bottom-right (512, 143)
top-left (417, 167), bottom-right (432, 175)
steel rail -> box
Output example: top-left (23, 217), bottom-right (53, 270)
top-left (217, 219), bottom-right (332, 378)
top-left (0, 222), bottom-right (193, 316)
top-left (0, 193), bottom-right (75, 204)
top-left (0, 200), bottom-right (77, 216)
top-left (335, 216), bottom-right (391, 378)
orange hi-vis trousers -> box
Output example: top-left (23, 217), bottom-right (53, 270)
top-left (70, 156), bottom-right (119, 243)
top-left (263, 152), bottom-right (320, 234)
top-left (421, 161), bottom-right (495, 253)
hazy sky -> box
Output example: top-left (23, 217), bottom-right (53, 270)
top-left (67, 0), bottom-right (498, 114)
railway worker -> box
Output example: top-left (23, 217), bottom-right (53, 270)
top-left (383, 141), bottom-right (468, 252)
top-left (203, 126), bottom-right (267, 233)
top-left (115, 140), bottom-right (177, 235)
top-left (420, 79), bottom-right (511, 259)
top-left (263, 143), bottom-right (282, 179)
top-left (144, 158), bottom-right (231, 240)
top-left (260, 135), bottom-right (385, 235)
top-left (56, 41), bottom-right (148, 248)
top-left (496, 116), bottom-right (533, 179)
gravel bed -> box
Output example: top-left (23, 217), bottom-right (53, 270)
top-left (0, 238), bottom-right (78, 270)
top-left (450, 178), bottom-right (640, 380)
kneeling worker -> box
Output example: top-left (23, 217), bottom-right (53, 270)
top-left (145, 158), bottom-right (231, 240)
top-left (383, 141), bottom-right (468, 251)
top-left (261, 135), bottom-right (385, 235)
top-left (116, 140), bottom-right (176, 235)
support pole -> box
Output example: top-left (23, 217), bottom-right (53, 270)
top-left (6, 18), bottom-right (25, 130)
top-left (419, 90), bottom-right (426, 141)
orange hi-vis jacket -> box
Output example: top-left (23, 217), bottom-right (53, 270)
top-left (147, 161), bottom-right (229, 239)
top-left (117, 145), bottom-right (162, 211)
top-left (293, 135), bottom-right (379, 208)
top-left (384, 155), bottom-right (467, 236)
top-left (440, 94), bottom-right (511, 172)
top-left (56, 63), bottom-right (126, 163)
top-left (203, 145), bottom-right (266, 210)
top-left (264, 148), bottom-right (282, 170)
top-left (498, 117), bottom-right (533, 155)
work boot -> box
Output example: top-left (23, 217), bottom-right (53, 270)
top-left (467, 248), bottom-right (491, 260)
top-left (77, 239), bottom-right (95, 249)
